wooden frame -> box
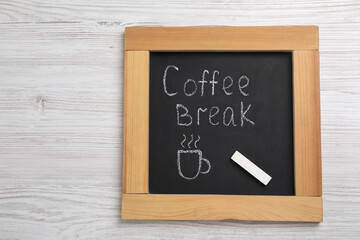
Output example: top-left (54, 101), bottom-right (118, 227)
top-left (122, 26), bottom-right (322, 222)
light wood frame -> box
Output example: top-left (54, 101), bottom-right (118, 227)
top-left (122, 26), bottom-right (322, 222)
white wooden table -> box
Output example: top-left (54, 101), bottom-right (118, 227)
top-left (0, 1), bottom-right (359, 239)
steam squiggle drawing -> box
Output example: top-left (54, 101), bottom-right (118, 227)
top-left (194, 135), bottom-right (200, 148)
top-left (181, 134), bottom-right (186, 148)
top-left (180, 134), bottom-right (201, 149)
top-left (187, 134), bottom-right (193, 149)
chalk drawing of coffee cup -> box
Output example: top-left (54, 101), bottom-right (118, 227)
top-left (177, 134), bottom-right (211, 180)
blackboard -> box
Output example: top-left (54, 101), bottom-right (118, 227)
top-left (149, 52), bottom-right (294, 195)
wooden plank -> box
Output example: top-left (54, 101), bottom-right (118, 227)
top-left (122, 194), bottom-right (323, 222)
top-left (125, 26), bottom-right (319, 51)
top-left (123, 51), bottom-right (149, 193)
top-left (293, 50), bottom-right (322, 196)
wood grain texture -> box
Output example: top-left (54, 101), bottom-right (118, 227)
top-left (294, 50), bottom-right (322, 196)
top-left (122, 194), bottom-right (323, 222)
top-left (123, 51), bottom-right (149, 193)
top-left (125, 26), bottom-right (319, 50)
top-left (0, 0), bottom-right (359, 239)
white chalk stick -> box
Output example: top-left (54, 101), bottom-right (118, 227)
top-left (231, 151), bottom-right (272, 185)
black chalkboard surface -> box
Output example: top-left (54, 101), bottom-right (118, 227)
top-left (149, 52), bottom-right (294, 195)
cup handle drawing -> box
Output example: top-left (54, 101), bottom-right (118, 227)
top-left (200, 158), bottom-right (211, 174)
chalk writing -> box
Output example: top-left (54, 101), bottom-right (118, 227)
top-left (209, 106), bottom-right (220, 125)
top-left (223, 107), bottom-right (236, 126)
top-left (176, 104), bottom-right (192, 126)
top-left (163, 65), bottom-right (178, 96)
top-left (240, 102), bottom-right (255, 127)
top-left (238, 75), bottom-right (250, 96)
top-left (210, 70), bottom-right (219, 96)
top-left (176, 102), bottom-right (254, 127)
top-left (222, 76), bottom-right (233, 95)
top-left (184, 79), bottom-right (197, 96)
top-left (162, 65), bottom-right (253, 98)
top-left (163, 65), bottom-right (256, 128)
